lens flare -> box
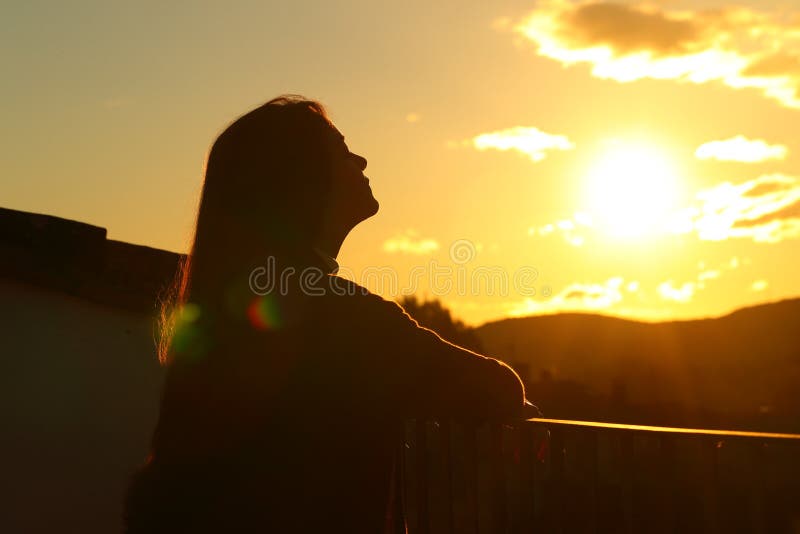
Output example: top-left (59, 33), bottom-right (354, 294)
top-left (247, 295), bottom-right (283, 330)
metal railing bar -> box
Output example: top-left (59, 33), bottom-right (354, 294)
top-left (526, 418), bottom-right (800, 440)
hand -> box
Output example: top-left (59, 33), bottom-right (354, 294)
top-left (523, 399), bottom-right (543, 419)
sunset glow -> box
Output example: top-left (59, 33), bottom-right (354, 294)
top-left (6, 5), bottom-right (800, 532)
top-left (2, 0), bottom-right (798, 325)
top-left (584, 142), bottom-right (682, 239)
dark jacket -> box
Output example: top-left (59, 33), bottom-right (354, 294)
top-left (124, 251), bottom-right (525, 533)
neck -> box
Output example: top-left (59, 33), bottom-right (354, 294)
top-left (313, 226), bottom-right (349, 259)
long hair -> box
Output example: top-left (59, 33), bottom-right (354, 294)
top-left (156, 95), bottom-right (335, 364)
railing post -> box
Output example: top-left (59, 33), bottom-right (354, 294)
top-left (414, 419), bottom-right (430, 534)
top-left (657, 434), bottom-right (676, 534)
top-left (463, 422), bottom-right (480, 534)
top-left (402, 417), bottom-right (800, 533)
top-left (489, 423), bottom-right (507, 534)
top-left (587, 428), bottom-right (599, 533)
top-left (440, 420), bottom-right (455, 534)
top-left (701, 438), bottom-right (721, 534)
top-left (548, 425), bottom-right (567, 534)
top-left (518, 423), bottom-right (537, 533)
top-left (620, 432), bottom-right (635, 534)
top-left (749, 441), bottom-right (766, 534)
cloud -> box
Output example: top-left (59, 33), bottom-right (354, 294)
top-left (690, 256), bottom-right (743, 291)
top-left (471, 126), bottom-right (575, 162)
top-left (510, 1), bottom-right (800, 109)
top-left (669, 174), bottom-right (800, 242)
top-left (742, 175), bottom-right (796, 197)
top-left (562, 2), bottom-right (700, 56)
top-left (658, 280), bottom-right (696, 303)
top-left (695, 135), bottom-right (788, 163)
top-left (751, 279), bottom-right (769, 292)
top-left (726, 256), bottom-right (743, 270)
top-left (743, 52), bottom-right (800, 78)
top-left (732, 198), bottom-right (800, 228)
top-left (656, 255), bottom-right (737, 301)
top-left (383, 230), bottom-right (439, 255)
top-left (697, 269), bottom-right (720, 282)
top-left (529, 212), bottom-right (592, 246)
top-left (527, 174), bottom-right (800, 244)
top-left (508, 276), bottom-right (625, 315)
top-left (405, 112), bottom-right (421, 123)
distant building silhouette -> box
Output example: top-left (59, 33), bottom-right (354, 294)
top-left (0, 206), bottom-right (183, 312)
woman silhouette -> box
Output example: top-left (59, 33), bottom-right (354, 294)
top-left (123, 95), bottom-right (527, 533)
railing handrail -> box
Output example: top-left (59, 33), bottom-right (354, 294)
top-left (526, 417), bottom-right (800, 440)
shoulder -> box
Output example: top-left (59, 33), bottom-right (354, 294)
top-left (308, 275), bottom-right (421, 323)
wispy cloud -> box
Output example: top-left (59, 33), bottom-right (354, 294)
top-left (655, 256), bottom-right (737, 303)
top-left (669, 174), bottom-right (800, 242)
top-left (529, 212), bottom-right (592, 246)
top-left (697, 269), bottom-right (720, 282)
top-left (508, 276), bottom-right (625, 315)
top-left (695, 135), bottom-right (788, 163)
top-left (382, 230), bottom-right (439, 255)
top-left (678, 257), bottom-right (742, 297)
top-left (528, 173), bottom-right (800, 244)
top-left (751, 279), bottom-right (769, 292)
top-left (471, 126), bottom-right (575, 162)
top-left (509, 1), bottom-right (800, 109)
top-left (657, 280), bottom-right (696, 303)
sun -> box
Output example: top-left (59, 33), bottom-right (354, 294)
top-left (583, 141), bottom-right (682, 239)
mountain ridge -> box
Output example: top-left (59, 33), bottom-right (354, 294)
top-left (473, 297), bottom-right (800, 431)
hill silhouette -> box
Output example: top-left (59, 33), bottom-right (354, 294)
top-left (475, 299), bottom-right (800, 432)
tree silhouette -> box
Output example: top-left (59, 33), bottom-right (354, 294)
top-left (397, 295), bottom-right (484, 353)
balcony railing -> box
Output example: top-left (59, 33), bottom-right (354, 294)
top-left (401, 418), bottom-right (800, 533)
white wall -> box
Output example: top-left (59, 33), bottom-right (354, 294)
top-left (1, 278), bottom-right (164, 533)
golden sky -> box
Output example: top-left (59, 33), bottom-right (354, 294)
top-left (2, 0), bottom-right (799, 324)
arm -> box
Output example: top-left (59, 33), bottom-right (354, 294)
top-left (345, 292), bottom-right (526, 420)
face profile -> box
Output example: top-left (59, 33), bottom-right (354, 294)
top-left (321, 125), bottom-right (380, 236)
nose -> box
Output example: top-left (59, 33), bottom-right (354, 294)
top-left (353, 153), bottom-right (367, 171)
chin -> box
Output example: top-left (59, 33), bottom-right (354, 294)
top-left (355, 197), bottom-right (379, 224)
top-left (368, 196), bottom-right (379, 215)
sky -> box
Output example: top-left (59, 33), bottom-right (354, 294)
top-left (3, 0), bottom-right (800, 325)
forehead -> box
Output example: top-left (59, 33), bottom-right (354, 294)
top-left (329, 125), bottom-right (344, 141)
top-left (322, 124), bottom-right (347, 147)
